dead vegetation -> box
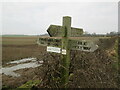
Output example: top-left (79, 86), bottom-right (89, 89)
top-left (36, 37), bottom-right (118, 88)
top-left (2, 36), bottom-right (119, 88)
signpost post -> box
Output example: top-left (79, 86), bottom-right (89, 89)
top-left (61, 16), bottom-right (71, 87)
top-left (37, 16), bottom-right (98, 87)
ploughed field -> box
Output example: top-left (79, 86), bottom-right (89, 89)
top-left (2, 36), bottom-right (45, 65)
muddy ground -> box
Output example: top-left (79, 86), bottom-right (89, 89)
top-left (2, 67), bottom-right (42, 88)
top-left (2, 44), bottom-right (45, 88)
top-left (2, 36), bottom-right (46, 88)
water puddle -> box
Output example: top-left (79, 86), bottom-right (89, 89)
top-left (7, 58), bottom-right (36, 64)
top-left (1, 58), bottom-right (43, 77)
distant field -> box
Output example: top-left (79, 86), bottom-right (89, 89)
top-left (2, 36), bottom-right (46, 65)
top-left (2, 36), bottom-right (39, 45)
top-left (2, 36), bottom-right (118, 64)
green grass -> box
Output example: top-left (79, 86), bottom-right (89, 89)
top-left (2, 35), bottom-right (31, 37)
top-left (2, 80), bottom-right (41, 90)
top-left (18, 80), bottom-right (41, 89)
top-left (112, 38), bottom-right (119, 70)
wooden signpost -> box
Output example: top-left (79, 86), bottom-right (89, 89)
top-left (37, 16), bottom-right (98, 87)
top-left (47, 25), bottom-right (83, 37)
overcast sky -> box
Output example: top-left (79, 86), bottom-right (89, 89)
top-left (1, 2), bottom-right (118, 35)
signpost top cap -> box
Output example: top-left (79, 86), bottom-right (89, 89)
top-left (63, 16), bottom-right (71, 18)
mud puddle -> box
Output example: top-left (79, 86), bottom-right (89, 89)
top-left (1, 58), bottom-right (43, 77)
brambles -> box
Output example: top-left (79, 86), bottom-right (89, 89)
top-left (37, 37), bottom-right (118, 88)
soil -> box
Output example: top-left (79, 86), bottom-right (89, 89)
top-left (2, 66), bottom-right (43, 88)
top-left (2, 44), bottom-right (46, 65)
